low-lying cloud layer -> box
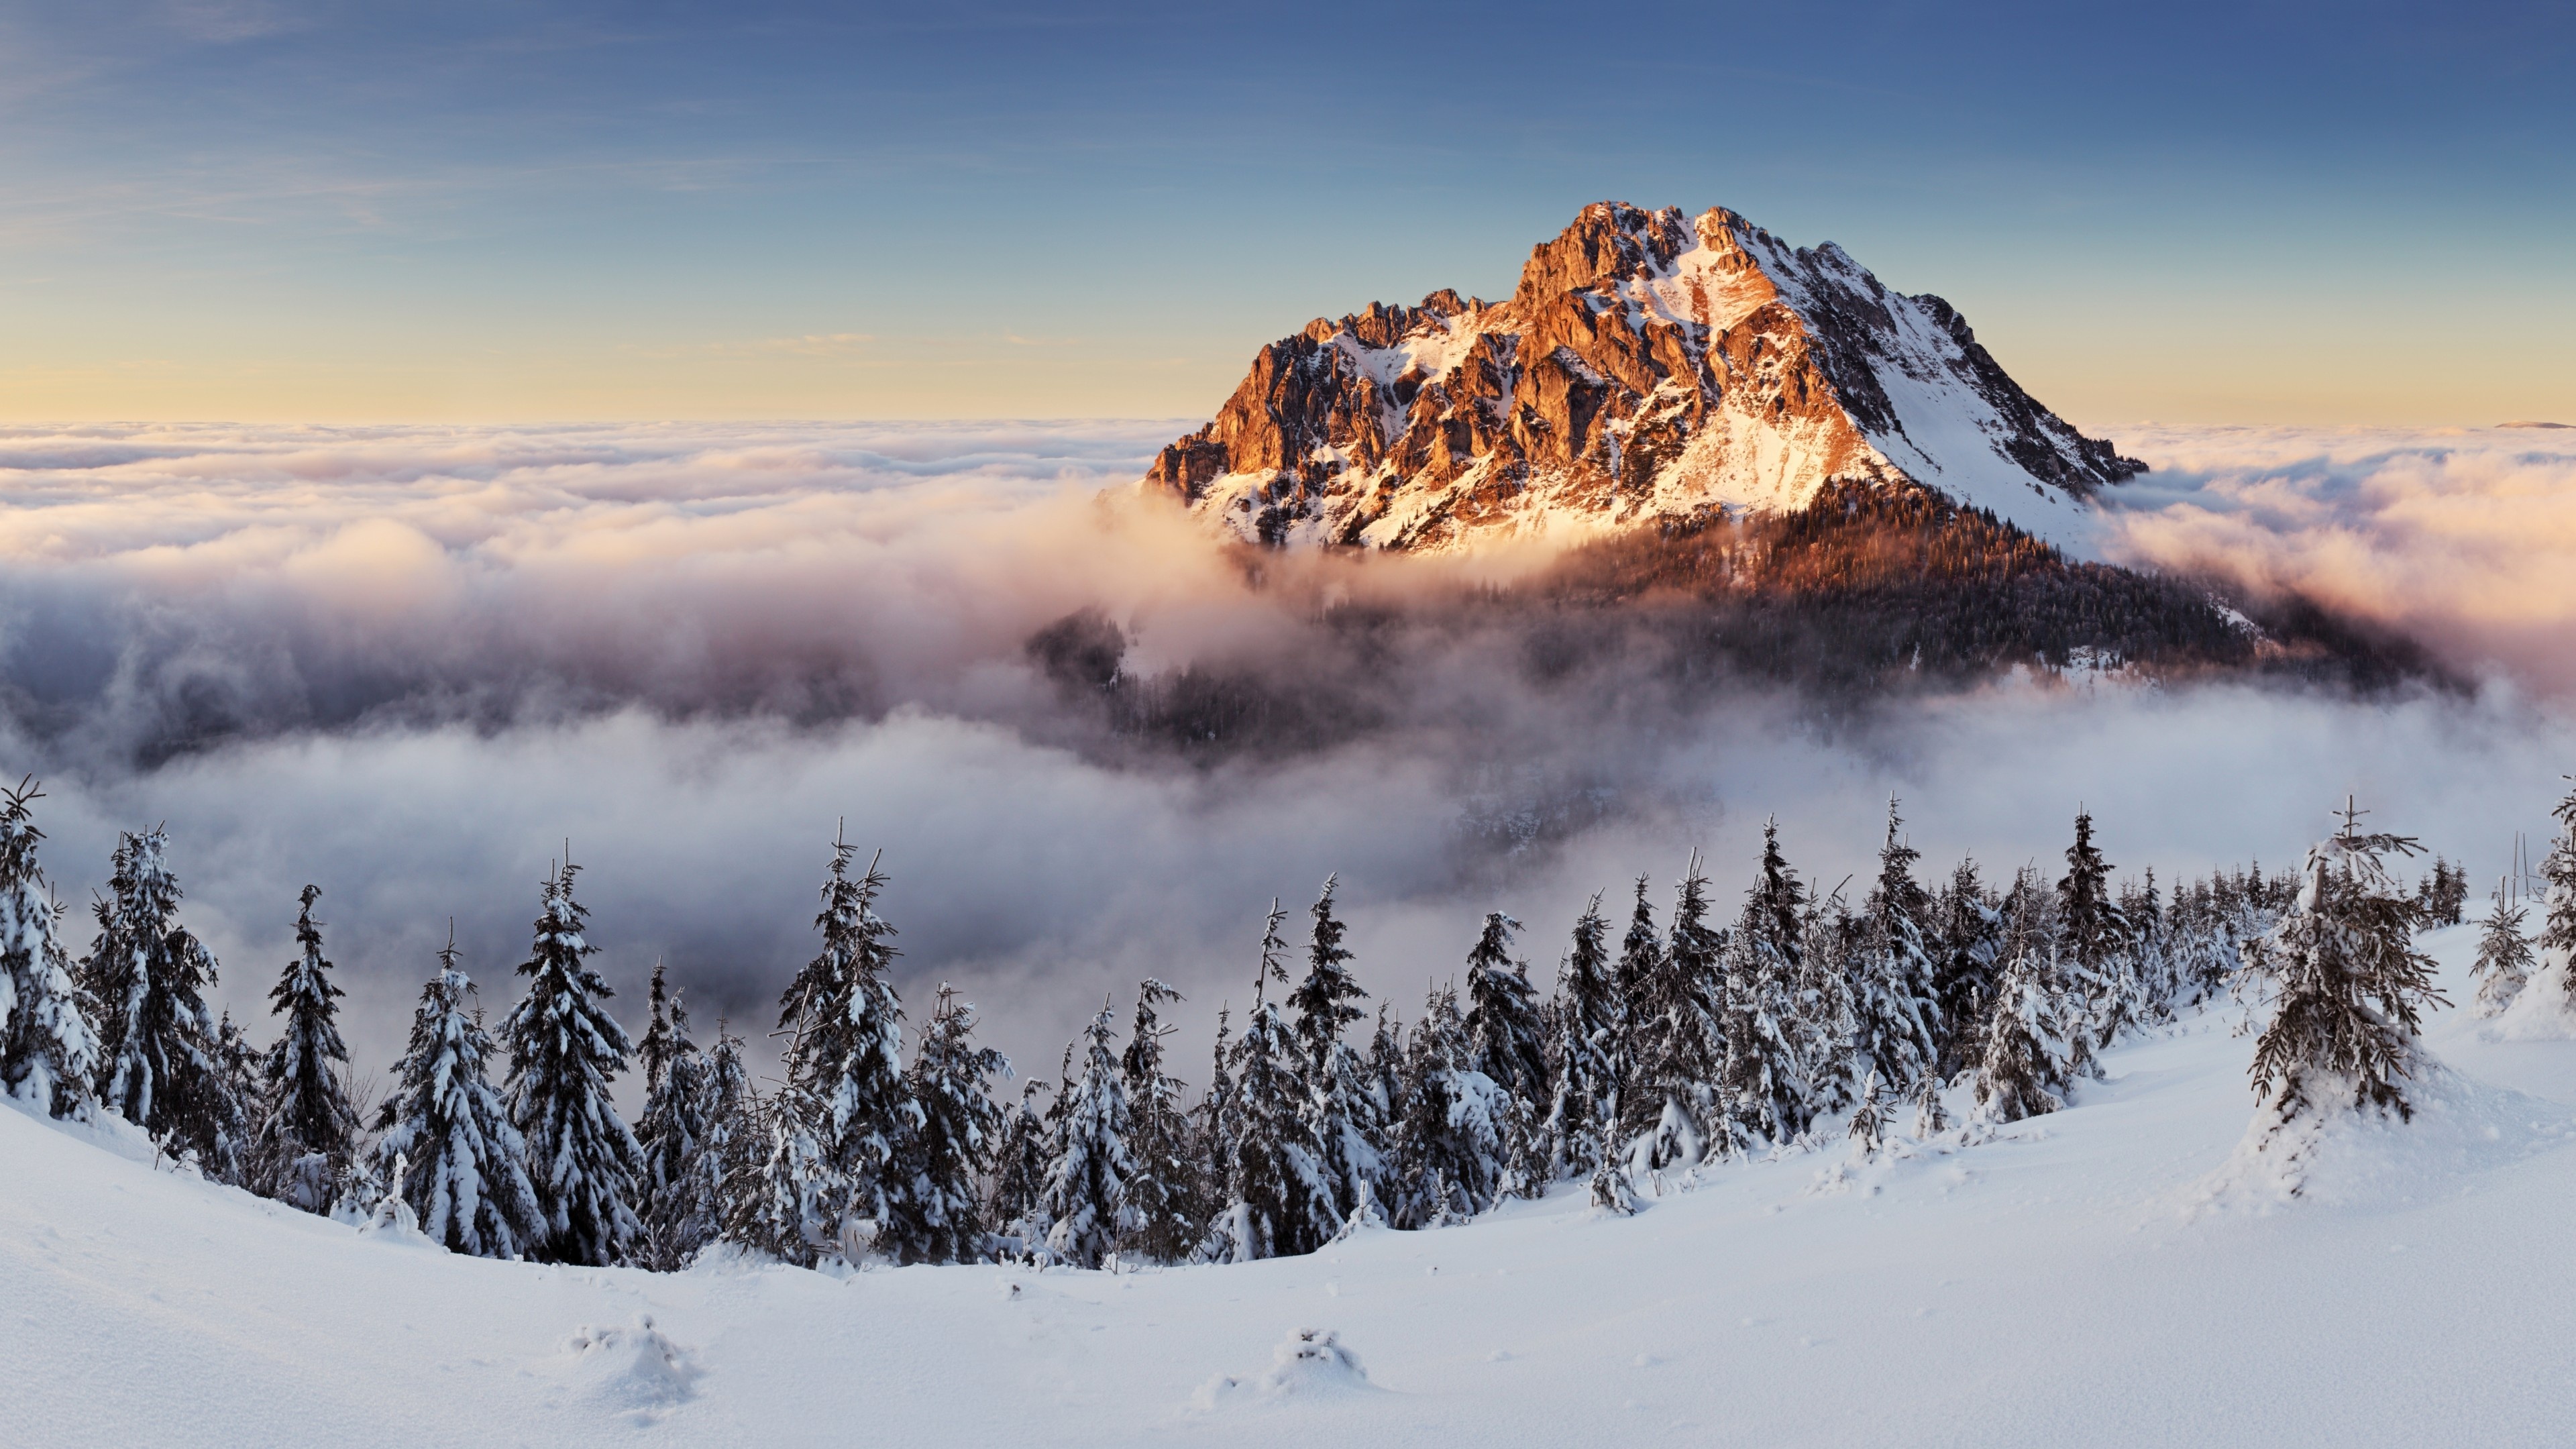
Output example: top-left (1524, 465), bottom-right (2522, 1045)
top-left (0, 420), bottom-right (2569, 1087)
top-left (2102, 424), bottom-right (2576, 692)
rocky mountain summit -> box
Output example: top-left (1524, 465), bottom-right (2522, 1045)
top-left (1143, 201), bottom-right (2142, 553)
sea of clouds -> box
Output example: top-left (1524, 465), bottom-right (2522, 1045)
top-left (1, 419), bottom-right (2570, 1082)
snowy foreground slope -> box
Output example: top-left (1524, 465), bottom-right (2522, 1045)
top-left (8, 927), bottom-right (2576, 1448)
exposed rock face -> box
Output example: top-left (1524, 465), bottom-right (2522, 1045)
top-left (1142, 202), bottom-right (2143, 553)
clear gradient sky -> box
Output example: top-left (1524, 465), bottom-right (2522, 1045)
top-left (3, 1), bottom-right (2570, 425)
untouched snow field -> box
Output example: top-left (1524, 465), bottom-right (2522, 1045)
top-left (8, 925), bottom-right (2576, 1448)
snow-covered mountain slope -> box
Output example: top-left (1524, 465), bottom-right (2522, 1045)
top-left (9, 926), bottom-right (2575, 1448)
top-left (1142, 203), bottom-right (2143, 556)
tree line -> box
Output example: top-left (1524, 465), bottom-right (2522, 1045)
top-left (0, 775), bottom-right (2546, 1275)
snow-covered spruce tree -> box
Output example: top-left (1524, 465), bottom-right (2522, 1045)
top-left (635, 973), bottom-right (716, 1269)
top-left (1117, 978), bottom-right (1198, 1263)
top-left (637, 961), bottom-right (680, 1101)
top-left (1797, 886), bottom-right (1861, 1115)
top-left (1847, 1071), bottom-right (1885, 1155)
top-left (2121, 869), bottom-right (2176, 1022)
top-left (255, 885), bottom-right (360, 1212)
top-left (1463, 910), bottom-right (1550, 1191)
top-left (2243, 802), bottom-right (2446, 1130)
top-left (777, 836), bottom-right (920, 1238)
top-left (1289, 877), bottom-right (1383, 1226)
top-left (1465, 912), bottom-right (1548, 1107)
top-left (1622, 864), bottom-right (1721, 1172)
top-left (888, 983), bottom-right (1008, 1266)
top-left (1208, 902), bottom-right (1334, 1261)
top-left (500, 859), bottom-right (644, 1267)
top-left (663, 1017), bottom-right (749, 1263)
top-left (721, 1083), bottom-right (835, 1268)
top-left (1972, 869), bottom-right (2076, 1124)
top-left (985, 1077), bottom-right (1055, 1254)
top-left (1189, 1004), bottom-right (1234, 1228)
top-left (2541, 779), bottom-right (2576, 1006)
top-left (1849, 801), bottom-right (1943, 1101)
top-left (1363, 1002), bottom-right (1405, 1142)
top-left (2418, 857), bottom-right (2468, 928)
top-left (1719, 824), bottom-right (1810, 1150)
top-left (1042, 999), bottom-right (1134, 1269)
top-left (372, 935), bottom-right (545, 1258)
top-left (2473, 879), bottom-right (2536, 1018)
top-left (1546, 894), bottom-right (1619, 1181)
top-left (212, 1010), bottom-right (261, 1182)
top-left (1388, 979), bottom-right (1510, 1226)
top-left (2057, 810), bottom-right (2137, 1049)
top-left (83, 827), bottom-right (236, 1171)
top-left (1929, 859), bottom-right (2002, 1074)
top-left (0, 779), bottom-right (98, 1120)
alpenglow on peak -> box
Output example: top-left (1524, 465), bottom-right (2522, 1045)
top-left (1140, 201), bottom-right (2143, 554)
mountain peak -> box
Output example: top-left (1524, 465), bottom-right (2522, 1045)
top-left (1143, 201), bottom-right (2143, 555)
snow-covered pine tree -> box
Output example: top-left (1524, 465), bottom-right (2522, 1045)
top-left (1546, 894), bottom-right (1619, 1180)
top-left (637, 961), bottom-right (679, 1099)
top-left (635, 976), bottom-right (715, 1269)
top-left (985, 1078), bottom-right (1054, 1255)
top-left (1464, 912), bottom-right (1548, 1107)
top-left (1191, 1004), bottom-right (1234, 1228)
top-left (1930, 859), bottom-right (2002, 1073)
top-left (0, 779), bottom-right (97, 1120)
top-left (373, 932), bottom-right (545, 1258)
top-left (1387, 979), bottom-right (1511, 1226)
top-left (721, 1082), bottom-right (835, 1268)
top-left (1973, 868), bottom-right (2076, 1123)
top-left (1797, 884), bottom-right (1861, 1114)
top-left (500, 858), bottom-right (644, 1267)
top-left (2244, 800), bottom-right (2447, 1128)
top-left (255, 885), bottom-right (360, 1212)
top-left (1623, 863), bottom-right (1721, 1172)
top-left (777, 834), bottom-right (920, 1237)
top-left (1209, 902), bottom-right (1334, 1261)
top-left (2473, 878), bottom-right (2536, 1018)
top-left (1117, 978), bottom-right (1197, 1263)
top-left (2437, 857), bottom-right (2469, 927)
top-left (2418, 857), bottom-right (2468, 928)
top-left (2541, 779), bottom-right (2576, 1006)
top-left (1911, 1070), bottom-right (1949, 1138)
top-left (210, 1010), bottom-right (260, 1183)
top-left (2120, 869), bottom-right (2176, 1022)
top-left (888, 983), bottom-right (1008, 1265)
top-left (2057, 809), bottom-right (2137, 1049)
top-left (1719, 824), bottom-right (1809, 1150)
top-left (1847, 1070), bottom-right (1885, 1155)
top-left (665, 1017), bottom-right (749, 1263)
top-left (1362, 1002), bottom-right (1404, 1144)
top-left (1288, 876), bottom-right (1383, 1227)
top-left (83, 827), bottom-right (235, 1171)
top-left (1849, 800), bottom-right (1943, 1102)
top-left (1042, 999), bottom-right (1134, 1269)
top-left (1462, 910), bottom-right (1550, 1190)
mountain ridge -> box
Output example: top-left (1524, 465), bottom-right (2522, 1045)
top-left (1141, 201), bottom-right (2143, 555)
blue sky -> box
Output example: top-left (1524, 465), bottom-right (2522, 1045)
top-left (2, 0), bottom-right (2570, 422)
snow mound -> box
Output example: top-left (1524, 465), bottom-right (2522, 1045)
top-left (2481, 959), bottom-right (2576, 1042)
top-left (353, 1192), bottom-right (439, 1252)
top-left (1189, 1328), bottom-right (1380, 1409)
top-left (2188, 1065), bottom-right (2575, 1215)
top-left (541, 1315), bottom-right (701, 1422)
top-left (684, 1240), bottom-right (784, 1275)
